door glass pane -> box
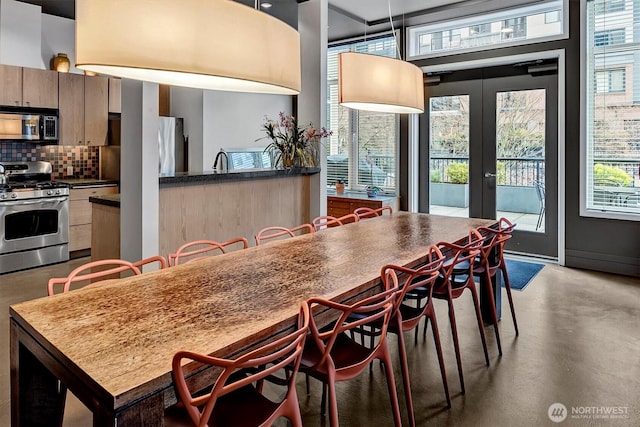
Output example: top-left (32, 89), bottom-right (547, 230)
top-left (429, 95), bottom-right (470, 218)
top-left (495, 89), bottom-right (546, 232)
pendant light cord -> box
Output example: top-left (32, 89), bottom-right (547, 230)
top-left (387, 0), bottom-right (402, 59)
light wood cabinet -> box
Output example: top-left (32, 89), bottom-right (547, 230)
top-left (0, 65), bottom-right (58, 108)
top-left (69, 185), bottom-right (118, 252)
top-left (108, 78), bottom-right (121, 113)
top-left (0, 65), bottom-right (23, 106)
top-left (59, 74), bottom-right (108, 146)
top-left (58, 73), bottom-right (84, 146)
top-left (22, 68), bottom-right (58, 108)
top-left (327, 194), bottom-right (399, 218)
top-left (84, 76), bottom-right (108, 146)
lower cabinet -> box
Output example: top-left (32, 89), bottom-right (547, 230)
top-left (69, 185), bottom-right (118, 252)
top-left (327, 194), bottom-right (399, 217)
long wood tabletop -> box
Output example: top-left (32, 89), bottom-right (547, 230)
top-left (10, 212), bottom-right (495, 426)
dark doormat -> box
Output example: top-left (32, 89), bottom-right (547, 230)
top-left (506, 259), bottom-right (545, 291)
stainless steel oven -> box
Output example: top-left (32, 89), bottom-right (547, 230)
top-left (0, 161), bottom-right (69, 274)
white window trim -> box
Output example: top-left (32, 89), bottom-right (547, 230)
top-left (406, 0), bottom-right (569, 61)
top-left (418, 49), bottom-right (566, 265)
top-left (579, 0), bottom-right (640, 222)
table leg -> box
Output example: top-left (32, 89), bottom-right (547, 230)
top-left (10, 321), bottom-right (65, 427)
top-left (480, 268), bottom-right (502, 325)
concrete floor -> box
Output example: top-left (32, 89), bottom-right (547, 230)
top-left (1, 258), bottom-right (639, 426)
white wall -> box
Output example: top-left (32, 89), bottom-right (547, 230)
top-left (203, 90), bottom-right (291, 167)
top-left (41, 13), bottom-right (79, 73)
top-left (172, 87), bottom-right (292, 172)
top-left (0, 0), bottom-right (42, 68)
top-left (170, 87), bottom-right (204, 172)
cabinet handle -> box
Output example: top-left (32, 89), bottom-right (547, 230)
top-left (87, 141), bottom-right (91, 145)
top-left (25, 101), bottom-right (30, 106)
top-left (15, 100), bottom-right (19, 105)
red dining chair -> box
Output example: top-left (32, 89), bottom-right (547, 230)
top-left (476, 218), bottom-right (519, 336)
top-left (354, 206), bottom-right (393, 220)
top-left (380, 245), bottom-right (449, 427)
top-left (430, 229), bottom-right (487, 395)
top-left (311, 213), bottom-right (358, 231)
top-left (300, 286), bottom-right (402, 427)
top-left (255, 223), bottom-right (314, 246)
top-left (47, 259), bottom-right (142, 296)
top-left (168, 237), bottom-right (249, 266)
top-left (168, 303), bottom-right (309, 427)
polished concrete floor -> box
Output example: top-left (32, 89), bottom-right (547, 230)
top-left (1, 258), bottom-right (639, 426)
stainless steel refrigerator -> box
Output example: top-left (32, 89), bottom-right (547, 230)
top-left (159, 117), bottom-right (186, 175)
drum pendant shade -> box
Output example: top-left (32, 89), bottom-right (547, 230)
top-left (75, 0), bottom-right (301, 95)
top-left (338, 52), bottom-right (424, 114)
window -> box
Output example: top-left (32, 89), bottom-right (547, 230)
top-left (584, 0), bottom-right (640, 219)
top-left (595, 69), bottom-right (626, 93)
top-left (595, 0), bottom-right (626, 14)
top-left (407, 0), bottom-right (566, 59)
top-left (545, 10), bottom-right (561, 23)
top-left (594, 29), bottom-right (626, 46)
top-left (327, 35), bottom-right (399, 191)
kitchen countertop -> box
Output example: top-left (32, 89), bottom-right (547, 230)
top-left (89, 193), bottom-right (120, 208)
top-left (55, 178), bottom-right (119, 188)
top-left (159, 167), bottom-right (320, 186)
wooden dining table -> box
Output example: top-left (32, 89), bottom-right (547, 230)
top-left (10, 212), bottom-right (496, 426)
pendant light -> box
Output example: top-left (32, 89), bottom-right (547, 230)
top-left (338, 1), bottom-right (424, 114)
top-left (75, 0), bottom-right (301, 95)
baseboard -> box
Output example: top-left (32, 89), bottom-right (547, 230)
top-left (565, 249), bottom-right (640, 278)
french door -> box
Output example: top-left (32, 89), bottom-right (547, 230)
top-left (419, 64), bottom-right (558, 258)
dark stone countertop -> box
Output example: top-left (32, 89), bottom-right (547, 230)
top-left (159, 167), bottom-right (320, 186)
top-left (55, 178), bottom-right (119, 188)
top-left (89, 193), bottom-right (120, 208)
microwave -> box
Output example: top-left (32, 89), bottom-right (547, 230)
top-left (0, 112), bottom-right (58, 142)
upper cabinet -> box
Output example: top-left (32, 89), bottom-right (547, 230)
top-left (59, 73), bottom-right (108, 146)
top-left (108, 78), bottom-right (121, 113)
top-left (0, 65), bottom-right (58, 109)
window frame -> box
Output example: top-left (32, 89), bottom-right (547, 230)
top-left (406, 0), bottom-right (569, 60)
top-left (580, 0), bottom-right (640, 222)
top-left (327, 32), bottom-right (400, 194)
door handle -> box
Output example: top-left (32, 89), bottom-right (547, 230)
top-left (484, 172), bottom-right (497, 178)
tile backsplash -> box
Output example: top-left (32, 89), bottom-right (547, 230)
top-left (0, 143), bottom-right (99, 179)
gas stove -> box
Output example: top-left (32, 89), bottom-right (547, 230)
top-left (0, 161), bottom-right (70, 274)
top-left (0, 161), bottom-right (69, 200)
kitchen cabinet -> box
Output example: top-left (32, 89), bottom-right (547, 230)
top-left (69, 185), bottom-right (118, 252)
top-left (0, 65), bottom-right (58, 108)
top-left (59, 73), bottom-right (108, 146)
top-left (108, 77), bottom-right (121, 113)
top-left (327, 194), bottom-right (399, 218)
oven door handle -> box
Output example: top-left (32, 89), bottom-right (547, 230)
top-left (1, 196), bottom-right (68, 207)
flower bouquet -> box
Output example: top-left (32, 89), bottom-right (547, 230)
top-left (259, 112), bottom-right (332, 168)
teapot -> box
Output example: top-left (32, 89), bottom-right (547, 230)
top-left (0, 164), bottom-right (7, 186)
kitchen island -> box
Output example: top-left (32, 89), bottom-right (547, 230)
top-left (91, 168), bottom-right (319, 260)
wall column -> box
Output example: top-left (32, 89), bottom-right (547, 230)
top-left (298, 0), bottom-right (328, 218)
top-left (120, 80), bottom-right (160, 266)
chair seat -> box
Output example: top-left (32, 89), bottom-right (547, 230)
top-left (301, 332), bottom-right (372, 376)
top-left (165, 383), bottom-right (280, 427)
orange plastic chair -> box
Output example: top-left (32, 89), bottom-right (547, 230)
top-left (168, 237), bottom-right (249, 266)
top-left (381, 245), bottom-right (449, 426)
top-left (255, 224), bottom-right (314, 246)
top-left (300, 286), bottom-right (402, 427)
top-left (311, 213), bottom-right (358, 231)
top-left (476, 218), bottom-right (519, 336)
top-left (47, 259), bottom-right (143, 296)
top-left (354, 206), bottom-right (393, 220)
top-left (430, 229), bottom-right (487, 395)
top-left (168, 303), bottom-right (309, 427)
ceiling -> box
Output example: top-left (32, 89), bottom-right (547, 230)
top-left (19, 0), bottom-right (468, 23)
